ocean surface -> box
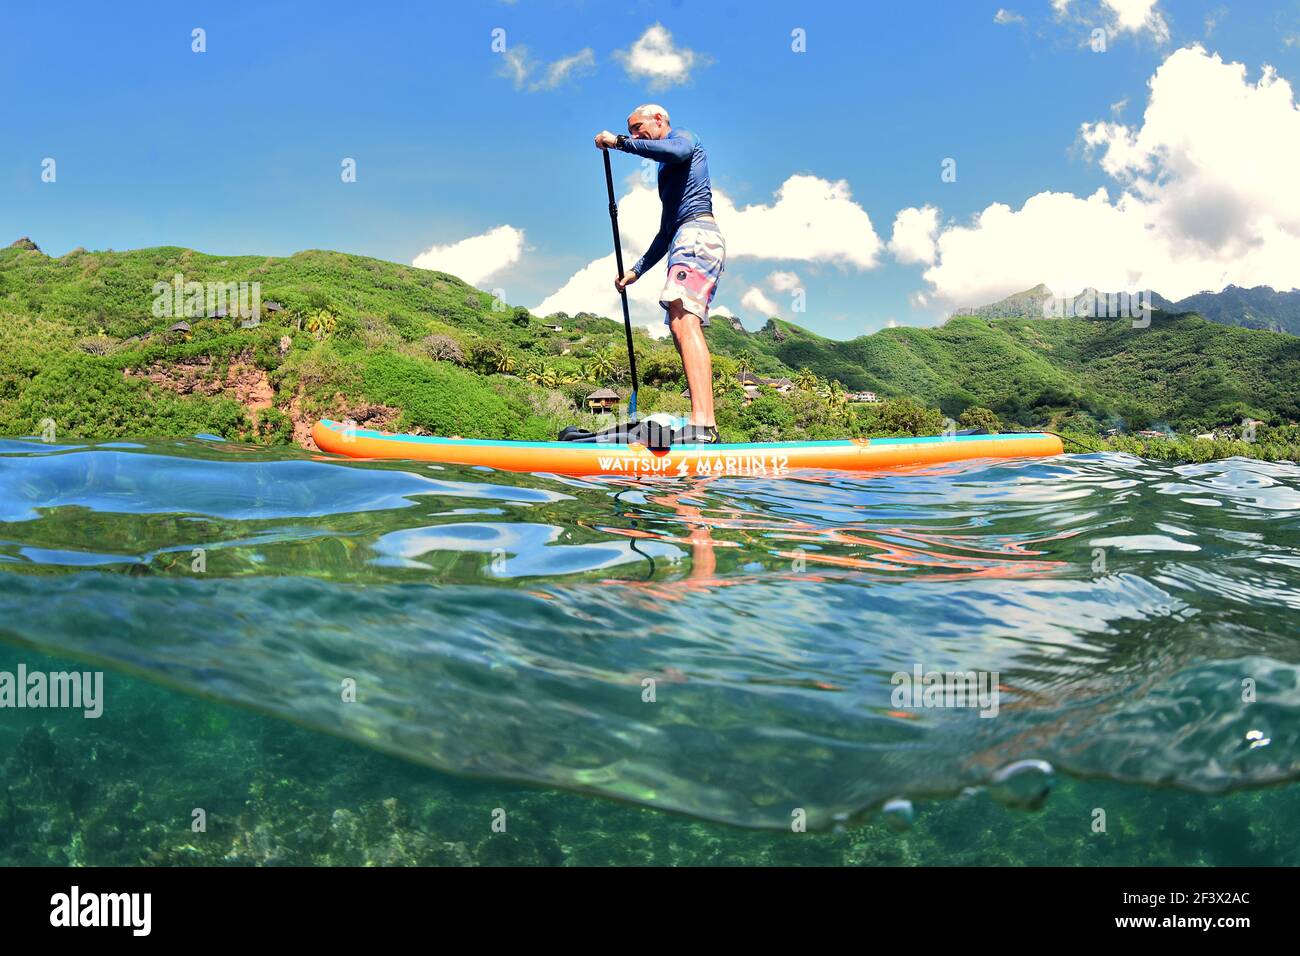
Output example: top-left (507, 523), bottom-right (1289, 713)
top-left (1, 436), bottom-right (1298, 865)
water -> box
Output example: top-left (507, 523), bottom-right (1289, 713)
top-left (2, 437), bottom-right (1298, 865)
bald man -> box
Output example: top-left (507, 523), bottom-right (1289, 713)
top-left (595, 104), bottom-right (725, 444)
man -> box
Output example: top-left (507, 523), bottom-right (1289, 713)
top-left (594, 104), bottom-right (724, 444)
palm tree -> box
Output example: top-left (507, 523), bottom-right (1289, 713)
top-left (796, 367), bottom-right (819, 391)
top-left (584, 351), bottom-right (617, 383)
top-left (735, 349), bottom-right (756, 381)
top-left (825, 380), bottom-right (855, 422)
top-left (710, 362), bottom-right (742, 399)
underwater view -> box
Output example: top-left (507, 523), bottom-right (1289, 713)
top-left (2, 436), bottom-right (1298, 865)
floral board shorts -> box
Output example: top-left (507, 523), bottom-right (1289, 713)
top-left (659, 219), bottom-right (726, 327)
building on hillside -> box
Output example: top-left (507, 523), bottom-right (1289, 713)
top-left (849, 390), bottom-right (879, 403)
top-left (736, 371), bottom-right (794, 394)
top-left (585, 388), bottom-right (620, 414)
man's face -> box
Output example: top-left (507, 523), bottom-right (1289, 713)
top-left (626, 112), bottom-right (667, 139)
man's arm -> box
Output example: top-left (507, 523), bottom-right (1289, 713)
top-left (619, 132), bottom-right (693, 163)
top-left (632, 210), bottom-right (674, 278)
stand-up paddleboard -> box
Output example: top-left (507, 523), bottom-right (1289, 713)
top-left (312, 419), bottom-right (1063, 477)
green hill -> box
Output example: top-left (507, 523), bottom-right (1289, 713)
top-left (2, 240), bottom-right (1298, 461)
top-left (710, 310), bottom-right (1300, 433)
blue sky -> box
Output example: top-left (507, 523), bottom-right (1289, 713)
top-left (4, 0), bottom-right (1300, 338)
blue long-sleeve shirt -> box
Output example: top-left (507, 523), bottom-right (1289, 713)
top-left (617, 128), bottom-right (713, 276)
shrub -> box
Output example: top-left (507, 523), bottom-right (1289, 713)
top-left (275, 343), bottom-right (361, 399)
top-left (859, 398), bottom-right (946, 436)
top-left (741, 393), bottom-right (794, 432)
top-left (360, 350), bottom-right (543, 439)
top-left (422, 334), bottom-right (466, 364)
top-left (6, 352), bottom-right (249, 440)
top-left (252, 406), bottom-right (294, 445)
top-left (958, 406), bottom-right (1001, 433)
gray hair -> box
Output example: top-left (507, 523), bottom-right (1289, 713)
top-left (631, 103), bottom-right (670, 123)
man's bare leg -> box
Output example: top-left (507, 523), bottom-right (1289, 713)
top-left (667, 301), bottom-right (715, 426)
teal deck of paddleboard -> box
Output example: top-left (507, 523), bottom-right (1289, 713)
top-left (318, 420), bottom-right (1048, 450)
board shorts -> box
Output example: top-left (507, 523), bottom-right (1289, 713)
top-left (659, 218), bottom-right (726, 327)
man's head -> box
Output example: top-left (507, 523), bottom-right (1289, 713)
top-left (626, 104), bottom-right (670, 140)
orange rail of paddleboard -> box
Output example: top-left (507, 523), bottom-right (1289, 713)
top-left (312, 420), bottom-right (1063, 477)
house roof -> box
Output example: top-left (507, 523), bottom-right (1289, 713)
top-left (586, 387), bottom-right (620, 400)
top-left (738, 371), bottom-right (795, 387)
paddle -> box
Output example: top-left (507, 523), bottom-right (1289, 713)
top-left (603, 148), bottom-right (640, 420)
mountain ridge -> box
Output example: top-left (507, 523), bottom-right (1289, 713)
top-left (959, 282), bottom-right (1300, 334)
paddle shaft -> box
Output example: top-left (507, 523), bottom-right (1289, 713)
top-left (603, 149), bottom-right (639, 418)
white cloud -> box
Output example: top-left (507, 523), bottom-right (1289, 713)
top-left (888, 206), bottom-right (941, 265)
top-left (994, 9), bottom-right (1026, 25)
top-left (741, 287), bottom-right (780, 319)
top-left (498, 48), bottom-right (530, 87)
top-left (531, 250), bottom-right (661, 332)
top-left (412, 225), bottom-right (525, 285)
top-left (534, 48), bottom-right (596, 90)
top-left (1103, 0), bottom-right (1170, 42)
top-left (613, 24), bottom-right (705, 90)
top-left (915, 46), bottom-right (1300, 309)
top-left (498, 45), bottom-right (596, 92)
top-left (718, 174), bottom-right (883, 268)
top-left (1053, 0), bottom-right (1170, 43)
top-left (767, 270), bottom-right (801, 291)
top-left (533, 172), bottom-right (881, 324)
